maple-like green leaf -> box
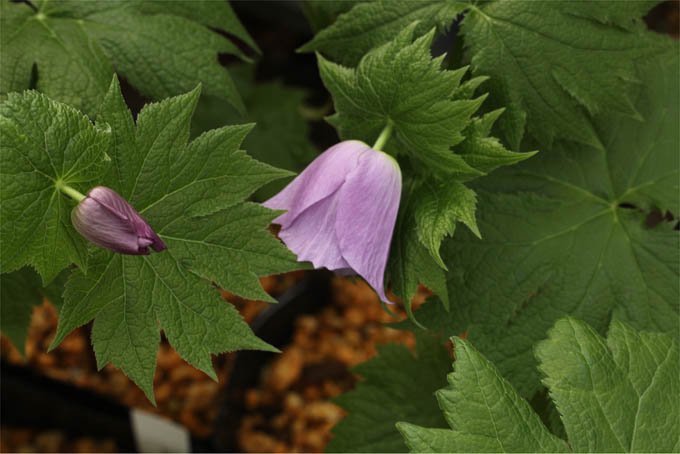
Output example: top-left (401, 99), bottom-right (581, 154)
top-left (0, 91), bottom-right (110, 283)
top-left (398, 337), bottom-right (566, 453)
top-left (460, 0), bottom-right (669, 149)
top-left (138, 0), bottom-right (259, 53)
top-left (318, 24), bottom-right (530, 307)
top-left (300, 0), bottom-right (465, 66)
top-left (191, 65), bottom-right (316, 200)
top-left (0, 268), bottom-right (68, 355)
top-left (303, 1), bottom-right (668, 150)
top-left (319, 25), bottom-right (486, 179)
top-left (537, 318), bottom-right (680, 452)
top-left (405, 49), bottom-right (679, 397)
top-left (43, 78), bottom-right (299, 401)
top-left (317, 21), bottom-right (532, 184)
top-left (398, 319), bottom-right (679, 453)
top-left (328, 334), bottom-right (451, 453)
top-left (0, 0), bottom-right (249, 115)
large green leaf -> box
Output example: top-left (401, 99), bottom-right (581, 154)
top-left (387, 184), bottom-right (449, 315)
top-left (1, 0), bottom-right (252, 115)
top-left (302, 0), bottom-right (668, 149)
top-left (9, 78), bottom-right (301, 402)
top-left (318, 24), bottom-right (530, 308)
top-left (537, 319), bottom-right (680, 452)
top-left (460, 0), bottom-right (667, 149)
top-left (0, 91), bottom-right (110, 283)
top-left (318, 25), bottom-right (501, 179)
top-left (300, 0), bottom-right (465, 66)
top-left (398, 319), bottom-right (679, 453)
top-left (404, 49), bottom-right (679, 396)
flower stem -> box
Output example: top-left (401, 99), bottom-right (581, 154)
top-left (56, 181), bottom-right (86, 202)
top-left (372, 121), bottom-right (393, 151)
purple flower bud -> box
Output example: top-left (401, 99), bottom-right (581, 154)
top-left (264, 140), bottom-right (402, 303)
top-left (71, 186), bottom-right (166, 255)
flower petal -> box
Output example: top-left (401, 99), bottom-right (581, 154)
top-left (88, 186), bottom-right (135, 220)
top-left (278, 192), bottom-right (351, 271)
top-left (334, 150), bottom-right (402, 303)
top-left (75, 186), bottom-right (166, 254)
top-left (72, 197), bottom-right (146, 255)
top-left (263, 140), bottom-right (369, 227)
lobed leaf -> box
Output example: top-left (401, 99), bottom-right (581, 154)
top-left (0, 91), bottom-right (110, 283)
top-left (536, 318), bottom-right (680, 452)
top-left (318, 25), bottom-right (493, 179)
top-left (403, 48), bottom-right (679, 396)
top-left (303, 0), bottom-right (668, 149)
top-left (460, 0), bottom-right (669, 149)
top-left (414, 181), bottom-right (479, 270)
top-left (398, 319), bottom-right (679, 453)
top-left (388, 185), bottom-right (449, 314)
top-left (318, 24), bottom-right (530, 309)
top-left (398, 337), bottom-right (566, 453)
top-left (1, 0), bottom-right (250, 115)
top-left (11, 77), bottom-right (302, 401)
top-left (0, 270), bottom-right (43, 354)
top-left (300, 0), bottom-right (465, 66)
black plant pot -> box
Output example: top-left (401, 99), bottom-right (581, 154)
top-left (211, 270), bottom-right (333, 452)
top-left (1, 360), bottom-right (137, 452)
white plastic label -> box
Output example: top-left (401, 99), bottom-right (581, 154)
top-left (130, 408), bottom-right (191, 453)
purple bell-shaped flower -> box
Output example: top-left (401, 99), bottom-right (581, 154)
top-left (71, 186), bottom-right (166, 255)
top-left (264, 140), bottom-right (402, 303)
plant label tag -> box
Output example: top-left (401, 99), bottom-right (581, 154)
top-left (131, 408), bottom-right (191, 453)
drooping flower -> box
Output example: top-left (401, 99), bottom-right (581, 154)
top-left (71, 186), bottom-right (166, 255)
top-left (264, 140), bottom-right (402, 303)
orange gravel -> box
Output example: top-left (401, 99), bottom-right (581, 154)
top-left (1, 272), bottom-right (427, 453)
top-left (236, 277), bottom-right (428, 453)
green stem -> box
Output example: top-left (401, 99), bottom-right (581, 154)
top-left (372, 121), bottom-right (393, 151)
top-left (56, 181), bottom-right (86, 202)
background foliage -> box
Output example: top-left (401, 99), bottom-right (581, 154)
top-left (1, 0), bottom-right (256, 114)
top-left (307, 0), bottom-right (679, 451)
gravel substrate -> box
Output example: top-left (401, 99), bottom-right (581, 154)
top-left (235, 277), bottom-right (428, 452)
top-left (0, 427), bottom-right (117, 453)
top-left (0, 273), bottom-right (302, 443)
top-left (1, 272), bottom-right (427, 453)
